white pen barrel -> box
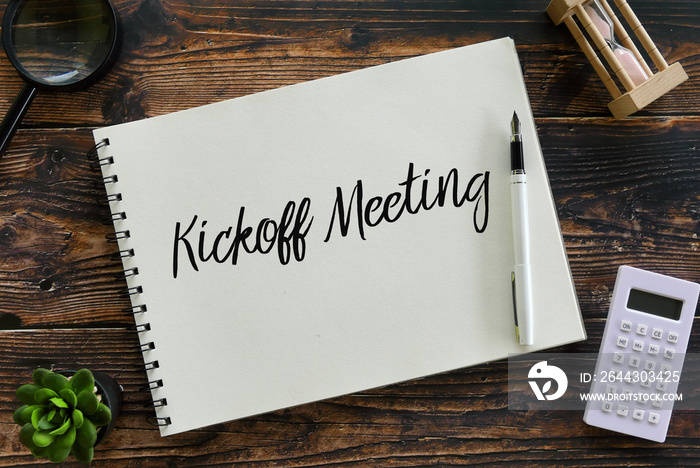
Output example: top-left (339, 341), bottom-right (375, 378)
top-left (510, 173), bottom-right (530, 264)
top-left (510, 172), bottom-right (533, 345)
top-left (513, 263), bottom-right (534, 345)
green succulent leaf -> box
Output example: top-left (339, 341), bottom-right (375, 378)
top-left (49, 397), bottom-right (69, 409)
top-left (34, 387), bottom-right (59, 405)
top-left (72, 409), bottom-right (84, 429)
top-left (55, 425), bottom-right (77, 450)
top-left (19, 423), bottom-right (37, 449)
top-left (20, 405), bottom-right (36, 424)
top-left (49, 418), bottom-right (72, 436)
top-left (76, 389), bottom-right (99, 415)
top-left (32, 368), bottom-right (52, 386)
top-left (89, 403), bottom-right (112, 427)
top-left (72, 443), bottom-right (94, 465)
top-left (37, 414), bottom-right (56, 431)
top-left (16, 368), bottom-right (115, 463)
top-left (47, 442), bottom-right (72, 463)
top-left (31, 407), bottom-right (46, 430)
top-left (30, 446), bottom-right (48, 459)
top-left (32, 429), bottom-right (56, 448)
top-left (13, 405), bottom-right (27, 425)
top-left (16, 384), bottom-right (41, 405)
top-left (42, 372), bottom-right (71, 393)
top-left (76, 418), bottom-right (97, 448)
top-left (59, 388), bottom-right (78, 408)
top-left (70, 369), bottom-right (95, 395)
top-left (50, 410), bottom-right (64, 424)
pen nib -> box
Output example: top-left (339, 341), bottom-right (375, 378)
top-left (511, 111), bottom-right (521, 136)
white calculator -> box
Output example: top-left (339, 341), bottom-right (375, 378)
top-left (583, 265), bottom-right (699, 442)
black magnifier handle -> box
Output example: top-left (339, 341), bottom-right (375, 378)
top-left (0, 83), bottom-right (38, 157)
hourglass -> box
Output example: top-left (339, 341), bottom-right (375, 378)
top-left (547, 0), bottom-right (687, 119)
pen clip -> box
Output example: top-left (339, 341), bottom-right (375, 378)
top-left (511, 271), bottom-right (519, 341)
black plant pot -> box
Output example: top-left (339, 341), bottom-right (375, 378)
top-left (60, 370), bottom-right (123, 444)
top-left (93, 371), bottom-right (123, 443)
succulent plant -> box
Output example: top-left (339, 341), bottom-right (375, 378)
top-left (13, 368), bottom-right (112, 464)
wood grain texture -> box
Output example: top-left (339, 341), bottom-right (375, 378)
top-left (0, 0), bottom-right (698, 466)
top-left (0, 0), bottom-right (697, 123)
top-left (1, 331), bottom-right (699, 467)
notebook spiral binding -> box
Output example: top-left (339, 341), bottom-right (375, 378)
top-left (88, 139), bottom-right (172, 428)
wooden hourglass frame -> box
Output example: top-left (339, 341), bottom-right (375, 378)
top-left (547, 0), bottom-right (688, 119)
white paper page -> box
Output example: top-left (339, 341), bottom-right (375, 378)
top-left (94, 37), bottom-right (585, 436)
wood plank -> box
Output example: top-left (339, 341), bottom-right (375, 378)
top-left (0, 0), bottom-right (696, 126)
top-left (0, 129), bottom-right (131, 328)
top-left (539, 116), bottom-right (700, 292)
top-left (0, 329), bottom-right (697, 466)
top-left (539, 116), bottom-right (700, 309)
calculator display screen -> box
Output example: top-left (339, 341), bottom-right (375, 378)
top-left (627, 288), bottom-right (683, 320)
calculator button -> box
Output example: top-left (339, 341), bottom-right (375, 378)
top-left (656, 381), bottom-right (668, 392)
top-left (616, 336), bottom-right (629, 348)
top-left (648, 344), bottom-right (659, 355)
top-left (663, 348), bottom-right (675, 360)
top-left (601, 401), bottom-right (614, 412)
top-left (660, 364), bottom-right (672, 374)
top-left (636, 324), bottom-right (647, 336)
top-left (644, 360), bottom-right (656, 372)
top-left (613, 353), bottom-right (625, 364)
top-left (617, 405), bottom-right (629, 416)
top-left (629, 356), bottom-right (640, 368)
top-left (652, 398), bottom-right (664, 409)
top-left (651, 328), bottom-right (663, 340)
top-left (648, 412), bottom-right (660, 424)
top-left (640, 377), bottom-right (652, 388)
top-left (605, 384), bottom-right (617, 396)
top-left (620, 320), bottom-right (632, 332)
top-left (667, 332), bottom-right (679, 344)
top-left (632, 340), bottom-right (644, 352)
top-left (632, 409), bottom-right (644, 420)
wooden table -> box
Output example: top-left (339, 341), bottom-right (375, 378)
top-left (0, 0), bottom-right (698, 466)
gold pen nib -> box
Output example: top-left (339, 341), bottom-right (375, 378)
top-left (511, 111), bottom-right (521, 136)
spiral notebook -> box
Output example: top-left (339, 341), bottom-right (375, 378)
top-left (92, 38), bottom-right (585, 436)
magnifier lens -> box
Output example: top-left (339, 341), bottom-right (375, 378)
top-left (0, 0), bottom-right (118, 156)
top-left (10, 0), bottom-right (115, 86)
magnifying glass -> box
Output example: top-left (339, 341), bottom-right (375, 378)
top-left (0, 0), bottom-right (120, 156)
